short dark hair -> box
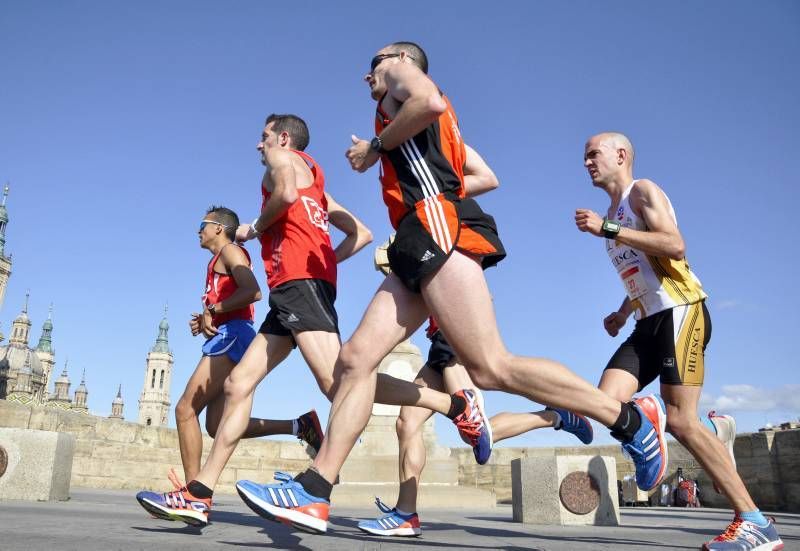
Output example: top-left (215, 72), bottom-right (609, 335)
top-left (206, 205), bottom-right (239, 241)
top-left (390, 41), bottom-right (428, 74)
top-left (265, 113), bottom-right (310, 151)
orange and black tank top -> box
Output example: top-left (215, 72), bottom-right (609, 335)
top-left (375, 94), bottom-right (466, 229)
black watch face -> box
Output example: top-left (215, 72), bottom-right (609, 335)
top-left (370, 138), bottom-right (380, 151)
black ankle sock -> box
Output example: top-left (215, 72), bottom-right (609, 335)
top-left (446, 393), bottom-right (467, 420)
top-left (294, 468), bottom-right (333, 500)
top-left (187, 480), bottom-right (213, 498)
top-left (609, 401), bottom-right (641, 441)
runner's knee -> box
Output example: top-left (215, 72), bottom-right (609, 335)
top-left (175, 395), bottom-right (199, 423)
top-left (337, 340), bottom-right (373, 378)
top-left (467, 353), bottom-right (510, 391)
top-left (666, 410), bottom-right (699, 440)
top-left (396, 412), bottom-right (424, 441)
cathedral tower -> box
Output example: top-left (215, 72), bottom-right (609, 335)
top-left (109, 384), bottom-right (124, 420)
top-left (138, 307), bottom-right (173, 427)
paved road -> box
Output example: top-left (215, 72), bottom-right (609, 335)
top-left (1, 489), bottom-right (797, 550)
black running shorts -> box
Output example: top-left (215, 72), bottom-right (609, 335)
top-left (426, 330), bottom-right (457, 374)
top-left (259, 279), bottom-right (339, 346)
top-left (605, 301), bottom-right (711, 388)
top-left (388, 196), bottom-right (506, 292)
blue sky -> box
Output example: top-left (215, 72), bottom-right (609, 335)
top-left (1, 1), bottom-right (798, 448)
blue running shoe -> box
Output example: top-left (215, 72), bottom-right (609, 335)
top-left (620, 394), bottom-right (668, 491)
top-left (547, 407), bottom-right (594, 444)
top-left (357, 497), bottom-right (421, 537)
top-left (236, 471), bottom-right (329, 534)
top-left (703, 516), bottom-right (784, 550)
top-left (452, 388), bottom-right (493, 465)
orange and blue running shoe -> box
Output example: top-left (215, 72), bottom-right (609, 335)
top-left (620, 394), bottom-right (668, 491)
top-left (236, 471), bottom-right (329, 534)
top-left (452, 388), bottom-right (493, 465)
top-left (703, 516), bottom-right (783, 550)
top-left (547, 407), bottom-right (594, 444)
top-left (357, 496), bottom-right (421, 537)
top-left (135, 479), bottom-right (211, 527)
top-left (297, 410), bottom-right (324, 458)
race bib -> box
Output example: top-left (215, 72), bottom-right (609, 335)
top-left (620, 265), bottom-right (648, 300)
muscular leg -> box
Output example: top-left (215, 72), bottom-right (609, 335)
top-left (293, 325), bottom-right (452, 415)
top-left (175, 355), bottom-right (230, 482)
top-left (204, 394), bottom-right (293, 440)
top-left (394, 365), bottom-right (443, 513)
top-left (661, 383), bottom-right (755, 513)
top-left (598, 368), bottom-right (640, 402)
top-left (193, 332), bottom-right (293, 490)
top-left (423, 251), bottom-right (623, 426)
top-left (313, 274), bottom-right (429, 482)
top-left (440, 361), bottom-right (558, 443)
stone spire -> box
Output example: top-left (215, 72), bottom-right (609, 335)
top-left (34, 303), bottom-right (56, 401)
top-left (36, 304), bottom-right (54, 353)
top-left (72, 368), bottom-right (88, 413)
top-left (109, 384), bottom-right (124, 420)
top-left (151, 304), bottom-right (170, 353)
top-left (9, 292), bottom-right (32, 347)
top-left (0, 184), bottom-right (11, 312)
top-left (0, 184), bottom-right (9, 258)
top-left (5, 351), bottom-right (34, 405)
top-left (53, 359), bottom-right (71, 401)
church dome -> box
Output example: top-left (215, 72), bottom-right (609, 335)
top-left (0, 345), bottom-right (44, 378)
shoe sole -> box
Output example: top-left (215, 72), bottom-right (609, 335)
top-left (714, 415), bottom-right (737, 468)
top-left (703, 541), bottom-right (783, 551)
top-left (358, 525), bottom-right (421, 537)
top-left (637, 396), bottom-right (668, 490)
top-left (137, 496), bottom-right (208, 527)
top-left (236, 483), bottom-right (327, 534)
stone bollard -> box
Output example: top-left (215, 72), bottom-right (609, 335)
top-left (512, 454), bottom-right (619, 526)
top-left (0, 428), bottom-right (75, 501)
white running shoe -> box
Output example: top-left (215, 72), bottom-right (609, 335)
top-left (708, 410), bottom-right (737, 469)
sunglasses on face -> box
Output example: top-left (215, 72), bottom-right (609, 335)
top-left (198, 220), bottom-right (228, 232)
top-left (369, 53), bottom-right (415, 73)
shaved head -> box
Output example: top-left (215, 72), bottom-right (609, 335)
top-left (591, 132), bottom-right (635, 166)
top-left (387, 41), bottom-right (429, 74)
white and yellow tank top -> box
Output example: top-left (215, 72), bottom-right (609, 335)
top-left (606, 181), bottom-right (707, 320)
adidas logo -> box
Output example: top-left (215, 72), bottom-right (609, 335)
top-left (420, 250), bottom-right (435, 262)
top-left (287, 313), bottom-right (300, 323)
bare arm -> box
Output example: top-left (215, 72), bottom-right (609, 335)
top-left (463, 144), bottom-right (499, 197)
top-left (238, 150), bottom-right (299, 242)
top-left (326, 192), bottom-right (373, 263)
top-left (209, 245), bottom-right (263, 313)
top-left (347, 63), bottom-right (447, 173)
top-left (603, 297), bottom-right (634, 337)
top-left (574, 180), bottom-right (685, 260)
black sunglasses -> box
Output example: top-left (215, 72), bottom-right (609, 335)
top-left (369, 53), bottom-right (415, 73)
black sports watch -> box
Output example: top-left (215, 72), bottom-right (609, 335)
top-left (602, 219), bottom-right (622, 239)
top-left (370, 136), bottom-right (387, 154)
top-left (207, 303), bottom-right (217, 316)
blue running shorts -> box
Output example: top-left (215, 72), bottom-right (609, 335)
top-left (201, 319), bottom-right (256, 363)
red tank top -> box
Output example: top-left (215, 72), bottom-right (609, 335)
top-left (425, 316), bottom-right (440, 339)
top-left (258, 150), bottom-right (337, 289)
top-left (202, 244), bottom-right (256, 325)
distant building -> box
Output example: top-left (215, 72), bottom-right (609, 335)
top-left (137, 308), bottom-right (173, 427)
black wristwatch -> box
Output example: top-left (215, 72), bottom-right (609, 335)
top-left (207, 303), bottom-right (217, 316)
top-left (602, 219), bottom-right (622, 239)
top-left (370, 136), bottom-right (387, 154)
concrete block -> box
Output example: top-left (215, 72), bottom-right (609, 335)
top-left (512, 455), bottom-right (619, 526)
top-left (0, 428), bottom-right (75, 501)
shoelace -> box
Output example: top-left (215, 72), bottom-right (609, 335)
top-left (164, 488), bottom-right (189, 508)
top-left (273, 471), bottom-right (294, 484)
top-left (374, 496), bottom-right (393, 514)
top-left (167, 468), bottom-right (185, 491)
top-left (715, 517), bottom-right (744, 541)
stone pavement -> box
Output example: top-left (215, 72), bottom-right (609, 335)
top-left (1, 488), bottom-right (798, 550)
